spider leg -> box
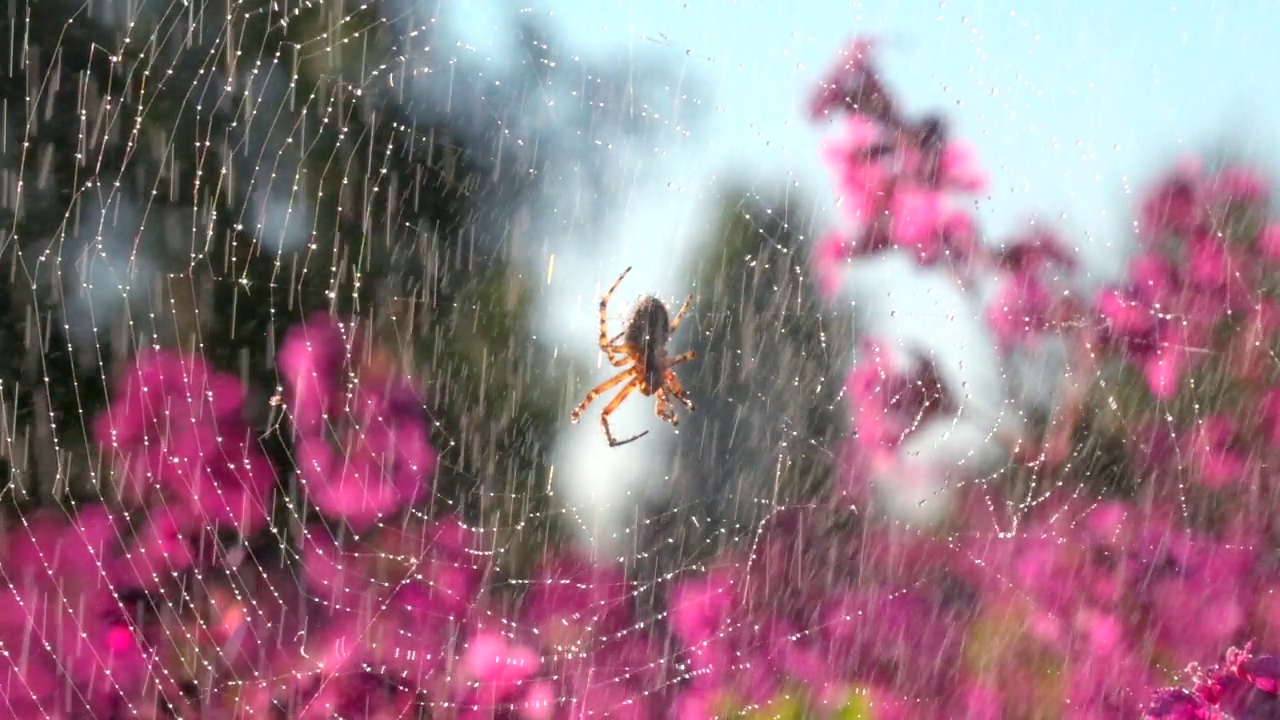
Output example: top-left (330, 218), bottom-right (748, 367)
top-left (669, 294), bottom-right (694, 331)
top-left (668, 350), bottom-right (697, 367)
top-left (603, 332), bottom-right (628, 364)
top-left (605, 339), bottom-right (633, 367)
top-left (570, 369), bottom-right (636, 423)
top-left (664, 366), bottom-right (695, 412)
top-left (598, 267), bottom-right (633, 352)
top-left (600, 381), bottom-right (649, 447)
top-left (655, 391), bottom-right (679, 427)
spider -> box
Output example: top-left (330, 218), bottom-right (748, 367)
top-left (570, 266), bottom-right (697, 447)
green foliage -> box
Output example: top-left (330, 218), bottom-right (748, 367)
top-left (660, 185), bottom-right (850, 554)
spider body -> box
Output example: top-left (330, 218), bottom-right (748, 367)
top-left (625, 296), bottom-right (672, 394)
top-left (570, 267), bottom-right (696, 447)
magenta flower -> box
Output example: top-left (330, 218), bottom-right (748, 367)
top-left (994, 227), bottom-right (1077, 276)
top-left (559, 632), bottom-right (669, 718)
top-left (808, 36), bottom-right (881, 119)
top-left (939, 139), bottom-right (988, 192)
top-left (1260, 389), bottom-right (1280, 449)
top-left (1067, 648), bottom-right (1165, 719)
top-left (1145, 688), bottom-right (1214, 720)
top-left (1140, 534), bottom-right (1255, 668)
top-left (0, 510), bottom-right (155, 710)
top-left (1139, 164), bottom-right (1203, 240)
top-left (1259, 223), bottom-right (1280, 261)
top-left (668, 565), bottom-right (737, 650)
top-left (845, 339), bottom-right (952, 461)
top-left (523, 551), bottom-right (634, 650)
top-left (0, 644), bottom-right (70, 717)
top-left (94, 351), bottom-right (273, 531)
top-left (812, 229), bottom-right (857, 299)
top-left (666, 564), bottom-right (793, 708)
top-left (455, 628), bottom-right (549, 717)
top-left (1210, 165), bottom-right (1270, 207)
top-left (1094, 254), bottom-right (1216, 400)
top-left (276, 313), bottom-right (349, 434)
top-left (810, 36), bottom-right (986, 275)
top-left (158, 424), bottom-right (275, 534)
top-left (822, 115), bottom-right (889, 218)
top-left (280, 313), bottom-right (437, 528)
top-left (460, 630), bottom-right (541, 694)
top-left (301, 514), bottom-right (486, 622)
top-left (94, 350), bottom-right (245, 453)
top-left (1190, 415), bottom-right (1249, 489)
top-left (1148, 645), bottom-right (1280, 720)
top-left (986, 272), bottom-right (1055, 350)
top-left (887, 185), bottom-right (944, 246)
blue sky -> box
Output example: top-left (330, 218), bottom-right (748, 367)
top-left (448, 0), bottom-right (1280, 550)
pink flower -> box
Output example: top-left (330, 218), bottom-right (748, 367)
top-left (1095, 254), bottom-right (1218, 399)
top-left (91, 350), bottom-right (275, 535)
top-left (812, 230), bottom-right (856, 299)
top-left (1261, 389), bottom-right (1280, 449)
top-left (986, 272), bottom-right (1055, 350)
top-left (1150, 645), bottom-right (1280, 719)
top-left (995, 227), bottom-right (1077, 275)
top-left (1139, 166), bottom-right (1203, 240)
top-left (939, 209), bottom-right (980, 261)
top-left (0, 516), bottom-right (154, 707)
top-left (301, 514), bottom-right (486, 623)
top-left (1145, 543), bottom-right (1252, 667)
top-left (276, 312), bottom-right (349, 434)
top-left (523, 552), bottom-right (634, 649)
top-left (808, 36), bottom-right (880, 119)
top-left (821, 587), bottom-right (960, 694)
top-left (1129, 253), bottom-right (1180, 301)
top-left (1142, 341), bottom-right (1189, 400)
top-left (163, 425), bottom-right (274, 534)
top-left (958, 681), bottom-right (1005, 720)
top-left (1067, 650), bottom-right (1162, 719)
top-left (94, 350), bottom-right (245, 452)
top-left (280, 314), bottom-right (437, 528)
top-left (1259, 223), bottom-right (1280, 261)
top-left (552, 633), bottom-right (666, 719)
top-left (296, 435), bottom-right (410, 527)
top-left (1238, 655), bottom-right (1280, 695)
top-left (888, 184), bottom-right (946, 251)
top-left (824, 117), bottom-right (893, 225)
top-left (1210, 165), bottom-right (1270, 207)
top-left (1145, 689), bottom-right (1213, 719)
top-left (1191, 415), bottom-right (1248, 489)
top-left (1096, 287), bottom-right (1157, 339)
top-left (112, 505), bottom-right (208, 588)
top-left (939, 139), bottom-right (988, 192)
top-left (845, 340), bottom-right (952, 459)
top-left (457, 630), bottom-right (544, 713)
top-left (668, 567), bottom-right (737, 647)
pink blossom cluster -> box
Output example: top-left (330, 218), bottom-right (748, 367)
top-left (1146, 644), bottom-right (1280, 719)
top-left (811, 38), bottom-right (987, 297)
top-left (805, 34), bottom-right (1280, 719)
top-left (0, 318), bottom-right (684, 718)
top-left (279, 313), bottom-right (437, 529)
top-left (1095, 160), bottom-right (1277, 401)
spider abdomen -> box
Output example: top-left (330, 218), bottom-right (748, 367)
top-left (624, 296), bottom-right (671, 394)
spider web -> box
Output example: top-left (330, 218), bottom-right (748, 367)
top-left (0, 1), bottom-right (1272, 718)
